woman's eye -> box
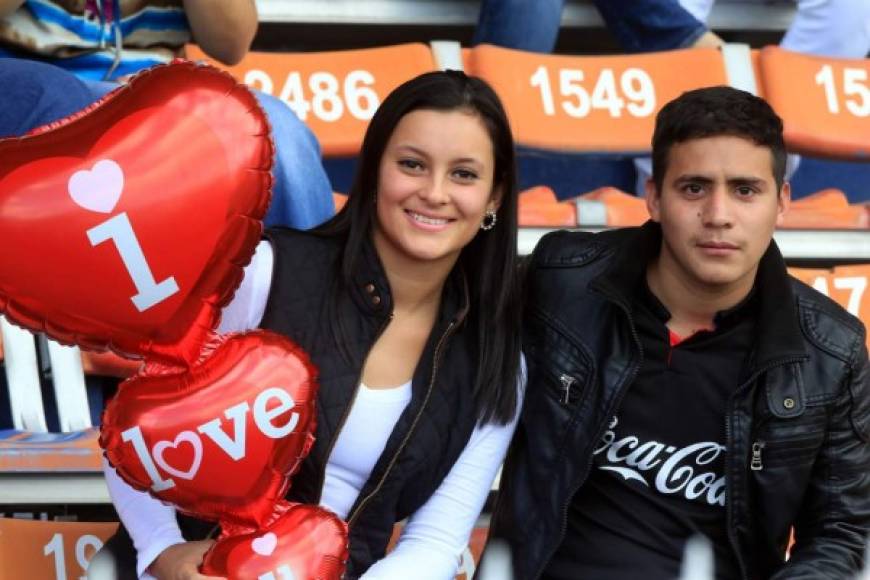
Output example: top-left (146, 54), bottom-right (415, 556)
top-left (453, 168), bottom-right (478, 181)
top-left (399, 159), bottom-right (423, 171)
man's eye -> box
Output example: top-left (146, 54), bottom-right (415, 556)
top-left (736, 186), bottom-right (755, 197)
top-left (683, 184), bottom-right (703, 195)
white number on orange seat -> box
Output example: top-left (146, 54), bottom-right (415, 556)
top-left (815, 65), bottom-right (870, 117)
top-left (811, 276), bottom-right (866, 316)
top-left (344, 70), bottom-right (379, 120)
top-left (243, 70), bottom-right (380, 122)
top-left (75, 535), bottom-right (103, 580)
top-left (44, 533), bottom-right (104, 580)
top-left (277, 72), bottom-right (312, 121)
top-left (531, 66), bottom-right (655, 118)
top-left (309, 72), bottom-right (343, 122)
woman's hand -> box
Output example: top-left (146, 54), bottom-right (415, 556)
top-left (149, 540), bottom-right (225, 580)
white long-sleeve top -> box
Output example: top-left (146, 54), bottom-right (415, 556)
top-left (103, 240), bottom-right (525, 580)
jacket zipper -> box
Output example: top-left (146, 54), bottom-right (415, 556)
top-left (750, 441), bottom-right (765, 471)
top-left (346, 319), bottom-right (458, 528)
top-left (532, 300), bottom-right (643, 580)
top-left (723, 355), bottom-right (805, 580)
top-left (314, 312), bottom-right (394, 505)
top-left (559, 374), bottom-right (576, 405)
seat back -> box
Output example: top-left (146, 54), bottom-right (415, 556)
top-left (0, 518), bottom-right (117, 580)
top-left (0, 316), bottom-right (102, 475)
top-left (790, 265), bottom-right (870, 350)
top-left (465, 45), bottom-right (729, 154)
top-left (185, 43), bottom-right (439, 156)
top-left (1, 317), bottom-right (90, 433)
top-left (759, 47), bottom-right (870, 159)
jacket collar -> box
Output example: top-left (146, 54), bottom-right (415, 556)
top-left (591, 221), bottom-right (807, 369)
top-left (349, 234), bottom-right (471, 326)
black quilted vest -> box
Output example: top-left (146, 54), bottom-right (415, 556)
top-left (261, 228), bottom-right (480, 577)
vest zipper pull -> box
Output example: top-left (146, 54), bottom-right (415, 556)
top-left (559, 374), bottom-right (575, 404)
top-left (751, 441), bottom-right (765, 471)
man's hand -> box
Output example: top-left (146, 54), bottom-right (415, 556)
top-left (150, 540), bottom-right (225, 580)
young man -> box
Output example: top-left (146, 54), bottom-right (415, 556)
top-left (490, 86), bottom-right (869, 579)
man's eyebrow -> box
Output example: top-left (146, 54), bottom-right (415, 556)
top-left (725, 176), bottom-right (767, 188)
top-left (673, 174), bottom-right (715, 186)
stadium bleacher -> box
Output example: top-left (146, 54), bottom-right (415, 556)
top-left (1, 1), bottom-right (868, 578)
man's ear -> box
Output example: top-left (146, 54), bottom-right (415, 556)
top-left (645, 178), bottom-right (662, 222)
top-left (776, 181), bottom-right (791, 227)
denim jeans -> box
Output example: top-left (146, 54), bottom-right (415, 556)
top-left (1, 58), bottom-right (334, 230)
top-left (473, 0), bottom-right (706, 53)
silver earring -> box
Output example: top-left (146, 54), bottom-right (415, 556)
top-left (480, 209), bottom-right (497, 231)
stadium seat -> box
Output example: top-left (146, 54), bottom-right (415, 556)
top-left (759, 47), bottom-right (870, 159)
top-left (789, 265), bottom-right (870, 349)
top-left (780, 189), bottom-right (869, 229)
top-left (0, 317), bottom-right (108, 504)
top-left (465, 45), bottom-right (729, 154)
top-left (575, 187), bottom-right (649, 227)
top-left (185, 43), bottom-right (439, 156)
top-left (0, 517), bottom-right (117, 580)
top-left (518, 186), bottom-right (576, 227)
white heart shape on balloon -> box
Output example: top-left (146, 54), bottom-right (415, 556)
top-left (152, 431), bottom-right (203, 480)
top-left (251, 532), bottom-right (278, 557)
top-left (68, 158), bottom-right (124, 214)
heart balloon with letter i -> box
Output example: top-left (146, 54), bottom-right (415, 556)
top-left (0, 61), bottom-right (348, 578)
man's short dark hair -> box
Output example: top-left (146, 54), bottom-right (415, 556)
top-left (651, 86), bottom-right (787, 193)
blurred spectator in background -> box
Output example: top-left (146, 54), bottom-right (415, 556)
top-left (473, 0), bottom-right (725, 54)
top-left (0, 0), bottom-right (335, 229)
top-left (0, 0), bottom-right (255, 81)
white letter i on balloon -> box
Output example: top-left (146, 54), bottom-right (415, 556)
top-left (69, 159), bottom-right (179, 312)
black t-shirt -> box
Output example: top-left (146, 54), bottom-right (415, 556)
top-left (542, 282), bottom-right (757, 580)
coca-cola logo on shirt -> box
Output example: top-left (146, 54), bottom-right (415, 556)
top-left (593, 417), bottom-right (726, 507)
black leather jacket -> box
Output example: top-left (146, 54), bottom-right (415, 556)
top-left (490, 223), bottom-right (870, 580)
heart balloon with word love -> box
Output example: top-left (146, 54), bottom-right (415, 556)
top-left (0, 61), bottom-right (348, 578)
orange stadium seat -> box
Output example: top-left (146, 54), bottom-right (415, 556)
top-left (781, 189), bottom-right (869, 229)
top-left (759, 47), bottom-right (870, 159)
top-left (789, 265), bottom-right (870, 349)
top-left (518, 186), bottom-right (577, 227)
top-left (466, 45), bottom-right (729, 154)
top-left (0, 317), bottom-right (106, 503)
top-left (185, 44), bottom-right (439, 156)
top-left (0, 518), bottom-right (117, 580)
top-left (576, 187), bottom-right (649, 226)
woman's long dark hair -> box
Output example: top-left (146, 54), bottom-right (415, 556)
top-left (317, 70), bottom-right (521, 425)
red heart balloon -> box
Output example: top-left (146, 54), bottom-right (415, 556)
top-left (202, 501), bottom-right (348, 580)
top-left (101, 331), bottom-right (317, 527)
top-left (0, 61), bottom-right (272, 365)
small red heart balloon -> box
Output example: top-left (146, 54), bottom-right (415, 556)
top-left (0, 61), bottom-right (272, 365)
top-left (100, 331), bottom-right (317, 528)
top-left (202, 501), bottom-right (348, 580)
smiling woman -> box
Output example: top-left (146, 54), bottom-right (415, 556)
top-left (375, 109), bottom-right (499, 272)
top-left (98, 70), bottom-right (525, 580)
